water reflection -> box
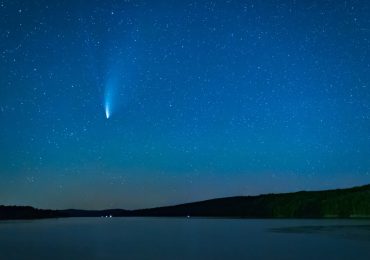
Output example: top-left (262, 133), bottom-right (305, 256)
top-left (271, 224), bottom-right (370, 241)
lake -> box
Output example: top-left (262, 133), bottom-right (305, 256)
top-left (0, 218), bottom-right (370, 259)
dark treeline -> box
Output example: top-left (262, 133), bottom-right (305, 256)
top-left (1, 184), bottom-right (370, 220)
top-left (0, 206), bottom-right (65, 220)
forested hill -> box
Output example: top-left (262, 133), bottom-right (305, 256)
top-left (1, 184), bottom-right (370, 219)
top-left (132, 184), bottom-right (370, 218)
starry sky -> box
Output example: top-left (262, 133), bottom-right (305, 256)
top-left (1, 0), bottom-right (370, 210)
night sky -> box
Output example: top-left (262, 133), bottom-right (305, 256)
top-left (1, 0), bottom-right (370, 210)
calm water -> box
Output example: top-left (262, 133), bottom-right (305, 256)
top-left (0, 217), bottom-right (370, 259)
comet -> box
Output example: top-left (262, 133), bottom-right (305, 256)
top-left (104, 64), bottom-right (126, 119)
top-left (104, 89), bottom-right (112, 119)
top-left (105, 104), bottom-right (110, 119)
top-left (104, 75), bottom-right (116, 119)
